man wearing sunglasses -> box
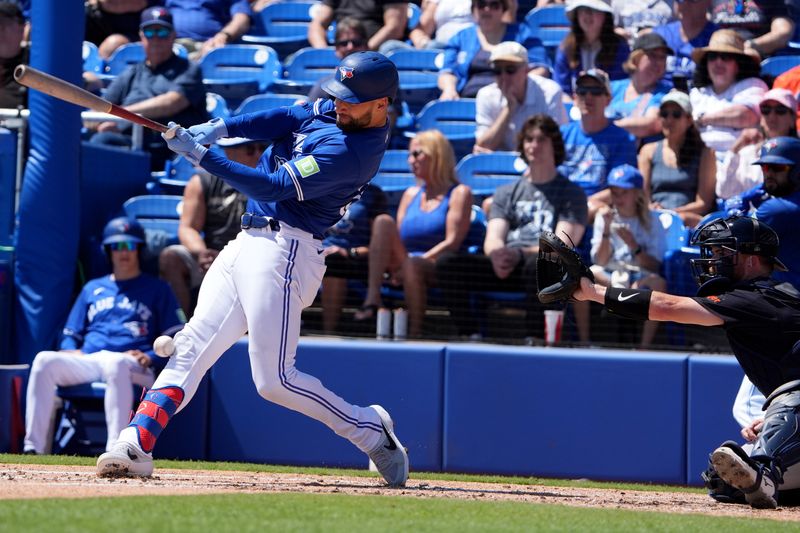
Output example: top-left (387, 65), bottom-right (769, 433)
top-left (474, 41), bottom-right (567, 153)
top-left (88, 6), bottom-right (208, 171)
top-left (23, 217), bottom-right (184, 456)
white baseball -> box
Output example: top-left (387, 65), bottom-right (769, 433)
top-left (153, 335), bottom-right (175, 358)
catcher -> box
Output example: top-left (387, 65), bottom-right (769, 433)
top-left (537, 215), bottom-right (800, 509)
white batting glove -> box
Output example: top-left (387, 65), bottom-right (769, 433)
top-left (186, 117), bottom-right (228, 145)
top-left (163, 122), bottom-right (208, 165)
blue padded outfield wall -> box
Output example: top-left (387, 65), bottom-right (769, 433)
top-left (148, 338), bottom-right (748, 486)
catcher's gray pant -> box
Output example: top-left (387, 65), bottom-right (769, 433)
top-left (117, 226), bottom-right (385, 454)
top-left (24, 350), bottom-right (154, 453)
top-left (749, 387), bottom-right (800, 488)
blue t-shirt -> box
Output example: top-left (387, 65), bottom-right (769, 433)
top-left (755, 189), bottom-right (800, 287)
top-left (324, 184), bottom-right (388, 248)
top-left (653, 20), bottom-right (718, 84)
top-left (399, 185), bottom-right (454, 254)
top-left (607, 78), bottom-right (672, 122)
top-left (558, 121), bottom-right (637, 196)
top-left (202, 98), bottom-right (391, 238)
top-left (60, 274), bottom-right (185, 364)
top-left (166, 0), bottom-right (253, 41)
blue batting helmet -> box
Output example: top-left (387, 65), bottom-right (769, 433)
top-left (753, 136), bottom-right (800, 185)
top-left (321, 51), bottom-right (399, 104)
top-left (102, 216), bottom-right (145, 246)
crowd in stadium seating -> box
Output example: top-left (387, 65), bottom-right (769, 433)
top-left (4, 0), bottom-right (800, 348)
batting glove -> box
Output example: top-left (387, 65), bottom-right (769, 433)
top-left (187, 117), bottom-right (228, 145)
top-left (163, 122), bottom-right (208, 166)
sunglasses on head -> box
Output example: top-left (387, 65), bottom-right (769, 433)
top-left (659, 109), bottom-right (684, 119)
top-left (335, 38), bottom-right (366, 48)
top-left (108, 241), bottom-right (140, 252)
top-left (142, 27), bottom-right (171, 39)
top-left (575, 86), bottom-right (606, 97)
top-left (492, 65), bottom-right (521, 75)
top-left (409, 149), bottom-right (425, 159)
top-left (760, 105), bottom-right (791, 116)
top-left (760, 163), bottom-right (791, 173)
top-left (706, 51), bottom-right (736, 62)
top-left (477, 0), bottom-right (503, 10)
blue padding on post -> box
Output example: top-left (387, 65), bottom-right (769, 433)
top-left (155, 375), bottom-right (210, 461)
top-left (686, 355), bottom-right (744, 486)
top-left (208, 338), bottom-right (445, 472)
top-left (444, 345), bottom-right (688, 484)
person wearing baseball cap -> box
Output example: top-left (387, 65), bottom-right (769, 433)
top-left (554, 0), bottom-right (630, 97)
top-left (474, 41), bottom-right (567, 153)
top-left (590, 163), bottom-right (667, 347)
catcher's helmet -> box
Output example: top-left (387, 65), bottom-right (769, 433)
top-left (690, 215), bottom-right (787, 284)
top-left (752, 136), bottom-right (800, 185)
top-left (102, 216), bottom-right (145, 246)
top-left (321, 51), bottom-right (399, 104)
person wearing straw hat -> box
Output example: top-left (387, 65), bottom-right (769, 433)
top-left (690, 29), bottom-right (767, 194)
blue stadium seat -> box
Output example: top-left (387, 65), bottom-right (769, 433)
top-left (760, 55), bottom-right (800, 79)
top-left (656, 209), bottom-right (689, 255)
top-left (123, 194), bottom-right (183, 239)
top-left (455, 152), bottom-right (525, 203)
top-left (241, 1), bottom-right (315, 59)
top-left (270, 47), bottom-right (339, 94)
top-left (234, 93), bottom-right (306, 115)
top-left (82, 41), bottom-right (103, 74)
top-left (410, 99), bottom-right (477, 159)
top-left (397, 71), bottom-right (441, 114)
top-left (387, 49), bottom-right (444, 72)
top-left (199, 44), bottom-right (282, 106)
top-left (370, 149), bottom-right (417, 213)
top-left (206, 92), bottom-right (231, 121)
top-left (522, 6), bottom-right (570, 60)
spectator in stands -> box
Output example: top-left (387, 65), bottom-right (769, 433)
top-left (752, 136), bottom-right (800, 287)
top-left (610, 0), bottom-right (675, 45)
top-left (590, 164), bottom-right (667, 347)
top-left (722, 89), bottom-right (798, 201)
top-left (774, 65), bottom-right (800, 134)
top-left (320, 184), bottom-right (388, 334)
top-left (553, 0), bottom-right (630, 98)
top-left (88, 7), bottom-right (209, 171)
top-left (0, 1), bottom-right (27, 109)
top-left (690, 29), bottom-right (766, 199)
top-left (653, 0), bottom-right (717, 91)
top-left (85, 0), bottom-right (151, 59)
top-left (711, 0), bottom-right (799, 58)
top-left (22, 216), bottom-right (184, 455)
top-left (355, 130), bottom-right (474, 338)
top-left (474, 41), bottom-right (567, 153)
top-left (559, 69), bottom-right (636, 220)
top-left (438, 0), bottom-right (533, 100)
top-left (308, 0), bottom-right (408, 51)
top-left (166, 0), bottom-right (252, 60)
top-left (638, 90), bottom-right (715, 227)
top-left (607, 32), bottom-right (674, 140)
top-left (407, 0), bottom-right (474, 49)
top-left (159, 137), bottom-right (258, 318)
top-left (437, 114), bottom-right (587, 340)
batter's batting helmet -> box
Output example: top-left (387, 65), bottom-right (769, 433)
top-left (321, 51), bottom-right (399, 104)
top-left (690, 215), bottom-right (787, 285)
top-left (753, 136), bottom-right (800, 185)
top-left (102, 216), bottom-right (145, 246)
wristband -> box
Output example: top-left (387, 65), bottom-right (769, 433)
top-left (604, 287), bottom-right (652, 320)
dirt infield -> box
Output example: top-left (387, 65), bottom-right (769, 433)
top-left (1, 463), bottom-right (799, 521)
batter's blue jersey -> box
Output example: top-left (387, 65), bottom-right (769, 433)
top-left (60, 274), bottom-right (185, 364)
top-left (200, 99), bottom-right (391, 238)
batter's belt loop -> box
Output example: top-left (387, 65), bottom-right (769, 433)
top-left (241, 213), bottom-right (281, 232)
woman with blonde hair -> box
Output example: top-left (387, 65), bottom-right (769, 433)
top-left (590, 164), bottom-right (667, 347)
top-left (355, 129), bottom-right (474, 338)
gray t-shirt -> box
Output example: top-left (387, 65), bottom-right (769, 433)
top-left (490, 174), bottom-right (588, 248)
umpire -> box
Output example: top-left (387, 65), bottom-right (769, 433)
top-left (570, 215), bottom-right (800, 509)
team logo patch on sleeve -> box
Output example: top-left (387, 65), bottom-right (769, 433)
top-left (295, 155), bottom-right (320, 178)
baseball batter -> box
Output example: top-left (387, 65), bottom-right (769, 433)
top-left (96, 52), bottom-right (409, 486)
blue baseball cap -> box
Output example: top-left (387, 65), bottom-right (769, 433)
top-left (140, 7), bottom-right (173, 30)
top-left (321, 51), bottom-right (399, 104)
top-left (607, 164), bottom-right (644, 190)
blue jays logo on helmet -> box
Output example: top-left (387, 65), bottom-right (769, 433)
top-left (102, 216), bottom-right (145, 246)
top-left (339, 66), bottom-right (354, 81)
top-left (752, 136), bottom-right (800, 184)
top-left (762, 139), bottom-right (779, 154)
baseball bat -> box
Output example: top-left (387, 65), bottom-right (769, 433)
top-left (13, 65), bottom-right (177, 139)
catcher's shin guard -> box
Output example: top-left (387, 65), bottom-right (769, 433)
top-left (129, 386), bottom-right (184, 453)
top-left (750, 389), bottom-right (800, 481)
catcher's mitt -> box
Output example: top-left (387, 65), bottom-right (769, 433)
top-left (536, 230), bottom-right (594, 304)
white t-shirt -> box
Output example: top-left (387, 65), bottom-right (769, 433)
top-left (612, 0), bottom-right (675, 39)
top-left (716, 142), bottom-right (764, 200)
top-left (476, 73), bottom-right (568, 151)
top-left (431, 0), bottom-right (473, 44)
top-left (590, 210), bottom-right (667, 271)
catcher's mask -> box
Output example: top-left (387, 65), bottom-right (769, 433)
top-left (689, 215), bottom-right (786, 285)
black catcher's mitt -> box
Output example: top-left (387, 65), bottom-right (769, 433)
top-left (536, 230), bottom-right (594, 304)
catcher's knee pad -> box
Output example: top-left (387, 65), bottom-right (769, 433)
top-left (751, 390), bottom-right (800, 479)
top-left (129, 386), bottom-right (185, 453)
